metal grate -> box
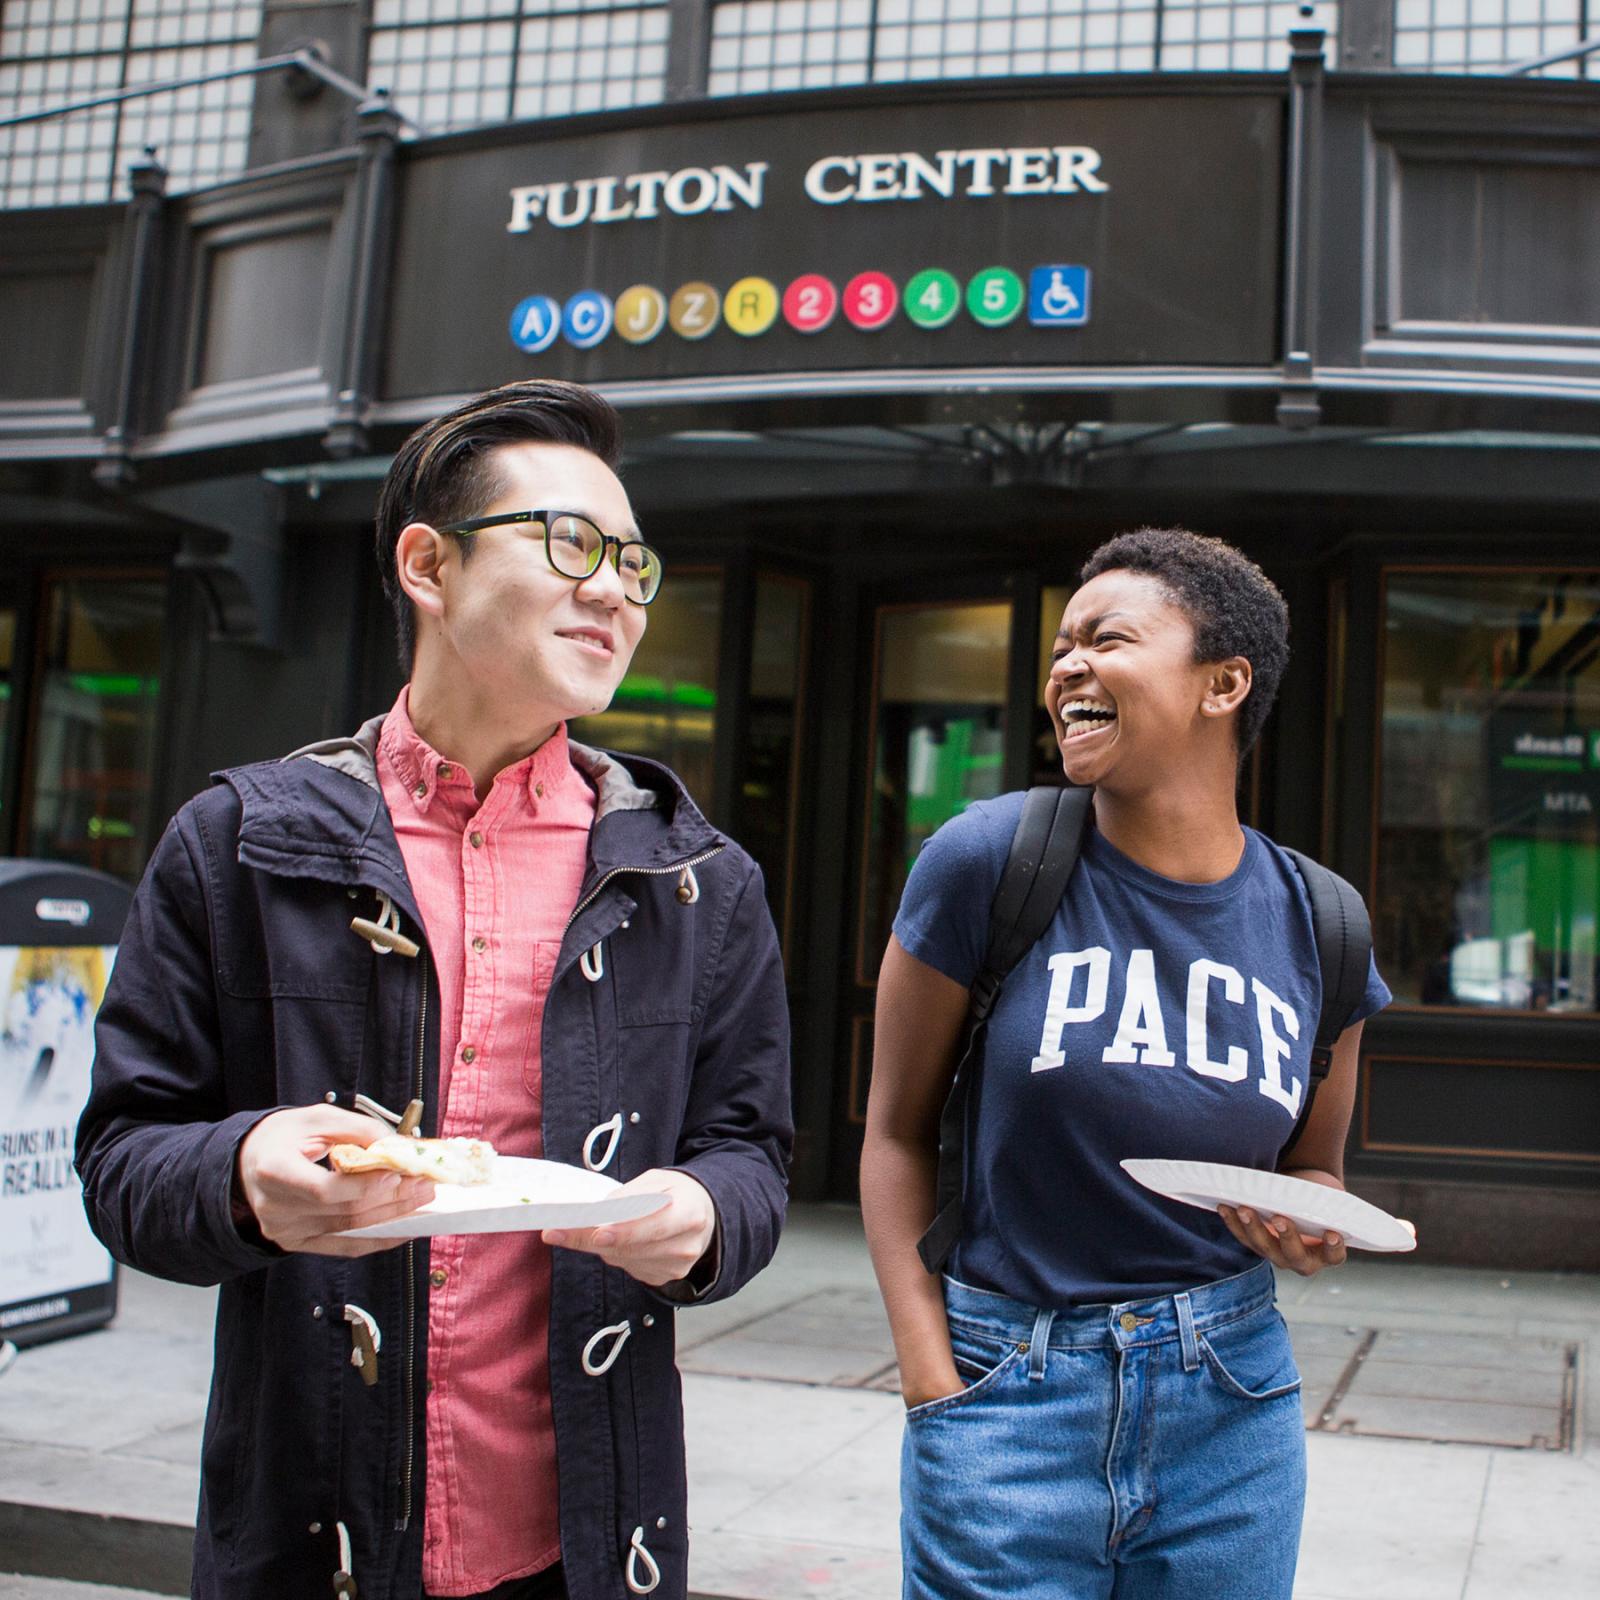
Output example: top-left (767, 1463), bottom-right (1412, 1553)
top-left (367, 0), bottom-right (669, 131)
top-left (708, 0), bottom-right (1337, 90)
top-left (0, 0), bottom-right (259, 208)
top-left (1306, 1327), bottom-right (1579, 1451)
top-left (1392, 0), bottom-right (1590, 76)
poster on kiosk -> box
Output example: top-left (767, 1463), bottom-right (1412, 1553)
top-left (0, 861), bottom-right (132, 1349)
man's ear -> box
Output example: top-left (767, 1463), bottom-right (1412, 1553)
top-left (1201, 657), bottom-right (1253, 719)
top-left (395, 523), bottom-right (449, 623)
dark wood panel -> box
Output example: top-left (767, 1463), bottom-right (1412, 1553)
top-left (1363, 1053), bottom-right (1600, 1162)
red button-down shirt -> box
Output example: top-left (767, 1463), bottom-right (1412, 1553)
top-left (377, 688), bottom-right (594, 1596)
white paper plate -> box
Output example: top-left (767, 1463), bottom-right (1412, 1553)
top-left (337, 1156), bottom-right (670, 1240)
top-left (1119, 1159), bottom-right (1416, 1253)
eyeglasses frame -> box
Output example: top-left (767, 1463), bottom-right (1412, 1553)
top-left (433, 508), bottom-right (664, 607)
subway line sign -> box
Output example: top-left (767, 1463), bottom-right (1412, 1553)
top-left (509, 266), bottom-right (1092, 354)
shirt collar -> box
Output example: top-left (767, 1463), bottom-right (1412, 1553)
top-left (378, 686), bottom-right (574, 815)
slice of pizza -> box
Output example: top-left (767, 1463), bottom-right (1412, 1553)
top-left (328, 1134), bottom-right (497, 1186)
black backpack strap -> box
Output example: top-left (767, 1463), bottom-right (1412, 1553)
top-left (1281, 848), bottom-right (1372, 1156)
top-left (917, 785), bottom-right (1092, 1274)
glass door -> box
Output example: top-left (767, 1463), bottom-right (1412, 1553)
top-left (834, 594), bottom-right (1013, 1193)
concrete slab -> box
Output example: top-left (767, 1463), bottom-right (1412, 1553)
top-left (1297, 1434), bottom-right (1490, 1600)
top-left (1461, 1449), bottom-right (1600, 1599)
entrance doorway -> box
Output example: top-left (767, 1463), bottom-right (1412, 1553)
top-left (832, 591), bottom-right (1016, 1194)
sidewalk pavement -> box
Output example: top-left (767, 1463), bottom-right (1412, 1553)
top-left (3, 1202), bottom-right (1598, 1599)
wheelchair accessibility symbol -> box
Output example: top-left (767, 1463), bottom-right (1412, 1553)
top-left (1028, 266), bottom-right (1091, 327)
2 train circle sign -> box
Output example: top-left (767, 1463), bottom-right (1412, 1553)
top-left (509, 267), bottom-right (1092, 353)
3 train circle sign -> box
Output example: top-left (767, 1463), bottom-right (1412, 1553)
top-left (508, 267), bottom-right (1092, 352)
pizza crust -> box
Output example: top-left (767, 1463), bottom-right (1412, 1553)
top-left (328, 1134), bottom-right (497, 1186)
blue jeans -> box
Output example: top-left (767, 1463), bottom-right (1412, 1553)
top-left (901, 1262), bottom-right (1305, 1599)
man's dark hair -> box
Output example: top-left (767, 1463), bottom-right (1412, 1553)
top-left (375, 379), bottom-right (624, 666)
top-left (1079, 527), bottom-right (1289, 755)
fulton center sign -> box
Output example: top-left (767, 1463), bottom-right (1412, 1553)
top-left (384, 90), bottom-right (1282, 395)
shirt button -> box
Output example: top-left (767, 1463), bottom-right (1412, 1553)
top-left (469, 831), bottom-right (483, 849)
top-left (438, 764), bottom-right (453, 780)
top-left (472, 936), bottom-right (487, 953)
top-left (461, 1045), bottom-right (476, 1063)
top-left (535, 781), bottom-right (545, 799)
top-left (413, 781), bottom-right (426, 799)
top-left (1119, 1312), bottom-right (1139, 1332)
top-left (430, 1268), bottom-right (448, 1288)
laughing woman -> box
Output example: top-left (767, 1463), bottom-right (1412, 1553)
top-left (861, 528), bottom-right (1391, 1600)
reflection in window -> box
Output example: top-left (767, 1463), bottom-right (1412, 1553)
top-left (570, 571), bottom-right (722, 813)
top-left (741, 575), bottom-right (809, 960)
top-left (860, 599), bottom-right (1010, 981)
top-left (1031, 581), bottom-right (1073, 788)
top-left (26, 576), bottom-right (165, 880)
top-left (1378, 570), bottom-right (1600, 1013)
top-left (0, 598), bottom-right (13, 823)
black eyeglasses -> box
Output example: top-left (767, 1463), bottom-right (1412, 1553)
top-left (435, 509), bottom-right (664, 606)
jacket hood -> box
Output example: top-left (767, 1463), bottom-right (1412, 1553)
top-left (217, 715), bottom-right (724, 892)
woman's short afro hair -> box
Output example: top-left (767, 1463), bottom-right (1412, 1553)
top-left (1079, 527), bottom-right (1289, 755)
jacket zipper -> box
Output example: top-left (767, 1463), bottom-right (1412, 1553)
top-left (562, 846), bottom-right (725, 938)
top-left (398, 946), bottom-right (429, 1533)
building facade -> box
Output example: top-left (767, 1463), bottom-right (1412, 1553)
top-left (2, 0), bottom-right (1597, 1263)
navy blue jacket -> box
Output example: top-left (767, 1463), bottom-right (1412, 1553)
top-left (76, 721), bottom-right (793, 1600)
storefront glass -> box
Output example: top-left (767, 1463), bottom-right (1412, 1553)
top-left (0, 596), bottom-right (14, 826)
top-left (24, 575), bottom-right (166, 881)
top-left (742, 575), bottom-right (809, 960)
top-left (1378, 569), bottom-right (1600, 1013)
top-left (858, 598), bottom-right (1010, 981)
top-left (570, 570), bottom-right (722, 812)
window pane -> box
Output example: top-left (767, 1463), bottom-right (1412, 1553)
top-left (859, 599), bottom-right (1010, 980)
top-left (570, 571), bottom-right (722, 811)
top-left (0, 597), bottom-right (15, 825)
top-left (1378, 570), bottom-right (1600, 1012)
top-left (1031, 581), bottom-right (1073, 787)
top-left (26, 576), bottom-right (165, 881)
top-left (742, 574), bottom-right (809, 960)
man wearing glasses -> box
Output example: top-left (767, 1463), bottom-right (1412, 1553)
top-left (76, 380), bottom-right (793, 1600)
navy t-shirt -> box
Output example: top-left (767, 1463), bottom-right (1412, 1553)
top-left (893, 793), bottom-right (1391, 1308)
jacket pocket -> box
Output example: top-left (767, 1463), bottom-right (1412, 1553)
top-left (1199, 1307), bottom-right (1302, 1402)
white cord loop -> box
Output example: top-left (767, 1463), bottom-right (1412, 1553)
top-left (583, 1113), bottom-right (622, 1172)
top-left (580, 941), bottom-right (605, 983)
top-left (626, 1525), bottom-right (662, 1594)
top-left (332, 1519), bottom-right (357, 1597)
top-left (675, 865), bottom-right (700, 905)
top-left (351, 891), bottom-right (419, 958)
top-left (581, 1320), bottom-right (633, 1376)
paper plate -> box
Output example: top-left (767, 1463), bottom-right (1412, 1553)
top-left (1119, 1159), bottom-right (1416, 1253)
top-left (337, 1156), bottom-right (670, 1240)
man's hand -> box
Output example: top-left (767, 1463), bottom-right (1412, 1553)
top-left (542, 1168), bottom-right (716, 1287)
top-left (235, 1105), bottom-right (435, 1257)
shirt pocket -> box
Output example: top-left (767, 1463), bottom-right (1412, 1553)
top-left (520, 939), bottom-right (563, 1099)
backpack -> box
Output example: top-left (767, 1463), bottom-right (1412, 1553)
top-left (916, 785), bottom-right (1374, 1275)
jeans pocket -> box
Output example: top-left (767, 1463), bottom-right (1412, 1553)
top-left (1198, 1308), bottom-right (1302, 1402)
top-left (905, 1327), bottom-right (1028, 1424)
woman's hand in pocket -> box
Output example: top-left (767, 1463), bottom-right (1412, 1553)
top-left (901, 1357), bottom-right (966, 1411)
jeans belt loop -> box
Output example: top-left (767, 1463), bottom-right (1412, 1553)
top-left (1028, 1308), bottom-right (1055, 1380)
top-left (1175, 1290), bottom-right (1200, 1373)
